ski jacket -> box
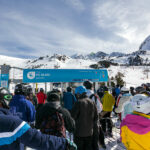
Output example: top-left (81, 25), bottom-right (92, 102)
top-left (115, 87), bottom-right (120, 98)
top-left (121, 111), bottom-right (150, 150)
top-left (0, 108), bottom-right (66, 150)
top-left (115, 93), bottom-right (132, 113)
top-left (102, 91), bottom-right (115, 112)
top-left (86, 89), bottom-right (103, 113)
top-left (9, 95), bottom-right (36, 122)
top-left (71, 97), bottom-right (98, 137)
top-left (36, 92), bottom-right (47, 104)
top-left (63, 92), bottom-right (77, 110)
top-left (36, 101), bottom-right (75, 133)
top-left (121, 101), bottom-right (133, 120)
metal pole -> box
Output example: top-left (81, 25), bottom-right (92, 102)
top-left (45, 82), bottom-right (47, 93)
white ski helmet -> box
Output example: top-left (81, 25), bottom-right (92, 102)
top-left (121, 87), bottom-right (129, 92)
top-left (131, 94), bottom-right (150, 114)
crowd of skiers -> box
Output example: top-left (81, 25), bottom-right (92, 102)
top-left (1, 81), bottom-right (150, 150)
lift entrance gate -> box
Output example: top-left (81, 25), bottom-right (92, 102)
top-left (23, 69), bottom-right (108, 83)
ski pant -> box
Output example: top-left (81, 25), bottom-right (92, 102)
top-left (74, 136), bottom-right (93, 150)
top-left (100, 111), bottom-right (113, 133)
top-left (99, 125), bottom-right (105, 145)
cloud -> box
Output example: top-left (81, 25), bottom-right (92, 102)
top-left (93, 0), bottom-right (150, 48)
top-left (0, 0), bottom-right (150, 58)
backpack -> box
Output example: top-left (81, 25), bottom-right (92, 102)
top-left (40, 111), bottom-right (66, 138)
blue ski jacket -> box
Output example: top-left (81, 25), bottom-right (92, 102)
top-left (0, 108), bottom-right (67, 150)
top-left (9, 95), bottom-right (36, 122)
top-left (63, 92), bottom-right (77, 110)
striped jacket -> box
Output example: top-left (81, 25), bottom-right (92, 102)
top-left (0, 108), bottom-right (66, 150)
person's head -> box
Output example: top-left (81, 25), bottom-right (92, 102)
top-left (15, 83), bottom-right (32, 96)
top-left (97, 86), bottom-right (104, 98)
top-left (130, 87), bottom-right (134, 91)
top-left (67, 87), bottom-right (72, 92)
top-left (47, 92), bottom-right (60, 102)
top-left (135, 86), bottom-right (146, 94)
top-left (121, 87), bottom-right (129, 94)
top-left (131, 94), bottom-right (150, 114)
top-left (103, 86), bottom-right (108, 92)
top-left (40, 88), bottom-right (44, 92)
top-left (83, 80), bottom-right (93, 90)
top-left (116, 84), bottom-right (120, 88)
top-left (75, 86), bottom-right (87, 99)
top-left (0, 87), bottom-right (12, 109)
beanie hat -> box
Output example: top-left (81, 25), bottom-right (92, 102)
top-left (47, 92), bottom-right (60, 102)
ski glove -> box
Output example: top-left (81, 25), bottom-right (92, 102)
top-left (66, 138), bottom-right (77, 150)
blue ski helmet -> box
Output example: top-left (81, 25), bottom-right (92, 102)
top-left (75, 86), bottom-right (87, 94)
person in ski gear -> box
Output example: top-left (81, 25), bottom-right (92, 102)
top-left (36, 88), bottom-right (47, 104)
top-left (35, 91), bottom-right (75, 137)
top-left (114, 84), bottom-right (120, 99)
top-left (26, 86), bottom-right (37, 107)
top-left (0, 87), bottom-right (77, 150)
top-left (115, 87), bottom-right (132, 121)
top-left (120, 94), bottom-right (150, 150)
top-left (101, 86), bottom-right (115, 137)
top-left (9, 83), bottom-right (36, 123)
top-left (130, 86), bottom-right (135, 96)
top-left (83, 80), bottom-right (102, 114)
top-left (71, 86), bottom-right (99, 150)
top-left (62, 87), bottom-right (77, 112)
top-left (83, 81), bottom-right (106, 149)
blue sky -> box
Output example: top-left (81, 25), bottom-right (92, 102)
top-left (0, 0), bottom-right (150, 58)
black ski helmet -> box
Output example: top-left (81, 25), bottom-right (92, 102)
top-left (67, 87), bottom-right (72, 92)
top-left (83, 80), bottom-right (93, 89)
top-left (15, 83), bottom-right (32, 96)
top-left (0, 87), bottom-right (12, 109)
top-left (135, 86), bottom-right (146, 94)
top-left (103, 86), bottom-right (108, 92)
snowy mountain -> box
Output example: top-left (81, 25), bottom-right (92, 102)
top-left (1, 46), bottom-right (150, 89)
top-left (139, 35), bottom-right (150, 50)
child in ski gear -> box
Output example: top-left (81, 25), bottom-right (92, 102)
top-left (36, 92), bottom-right (75, 138)
top-left (72, 86), bottom-right (99, 150)
top-left (121, 94), bottom-right (150, 150)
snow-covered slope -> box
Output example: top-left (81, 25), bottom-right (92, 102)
top-left (139, 35), bottom-right (150, 50)
top-left (0, 51), bottom-right (150, 89)
top-left (0, 55), bottom-right (27, 68)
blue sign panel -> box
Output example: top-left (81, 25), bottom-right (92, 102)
top-left (0, 74), bottom-right (9, 88)
top-left (23, 69), bottom-right (108, 83)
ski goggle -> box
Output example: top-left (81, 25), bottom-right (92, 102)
top-left (4, 95), bottom-right (12, 101)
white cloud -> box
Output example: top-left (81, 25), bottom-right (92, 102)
top-left (93, 0), bottom-right (150, 49)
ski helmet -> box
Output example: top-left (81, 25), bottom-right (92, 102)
top-left (97, 86), bottom-right (104, 98)
top-left (121, 87), bottom-right (129, 94)
top-left (103, 86), bottom-right (108, 92)
top-left (131, 94), bottom-right (150, 114)
top-left (67, 87), bottom-right (72, 92)
top-left (15, 83), bottom-right (32, 96)
top-left (75, 86), bottom-right (87, 94)
top-left (83, 81), bottom-right (93, 89)
top-left (135, 86), bottom-right (146, 94)
top-left (0, 87), bottom-right (12, 108)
